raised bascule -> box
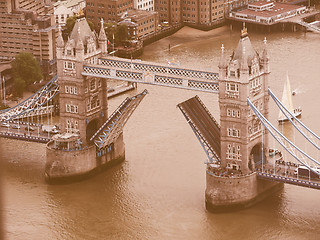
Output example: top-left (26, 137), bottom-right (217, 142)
top-left (1, 19), bottom-right (319, 211)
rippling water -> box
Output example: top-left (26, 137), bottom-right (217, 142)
top-left (1, 24), bottom-right (320, 239)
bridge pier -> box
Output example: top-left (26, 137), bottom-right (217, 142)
top-left (45, 133), bottom-right (125, 184)
top-left (205, 171), bottom-right (283, 212)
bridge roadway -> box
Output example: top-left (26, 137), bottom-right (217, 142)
top-left (178, 96), bottom-right (221, 159)
top-left (207, 161), bottom-right (320, 190)
top-left (257, 157), bottom-right (320, 190)
top-left (0, 122), bottom-right (52, 143)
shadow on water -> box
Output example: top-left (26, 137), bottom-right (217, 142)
top-left (203, 187), bottom-right (285, 240)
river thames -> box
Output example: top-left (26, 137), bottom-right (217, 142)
top-left (1, 24), bottom-right (320, 239)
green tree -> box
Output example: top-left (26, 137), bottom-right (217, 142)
top-left (105, 23), bottom-right (116, 42)
top-left (88, 20), bottom-right (95, 31)
top-left (13, 76), bottom-right (26, 97)
top-left (116, 24), bottom-right (128, 45)
top-left (12, 52), bottom-right (42, 96)
top-left (65, 16), bottom-right (77, 35)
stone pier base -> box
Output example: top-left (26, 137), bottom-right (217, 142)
top-left (45, 133), bottom-right (125, 184)
top-left (205, 171), bottom-right (283, 212)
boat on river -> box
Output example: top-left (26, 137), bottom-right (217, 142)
top-left (278, 74), bottom-right (302, 122)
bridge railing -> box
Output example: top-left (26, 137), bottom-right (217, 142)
top-left (0, 75), bottom-right (59, 122)
top-left (0, 131), bottom-right (50, 143)
top-left (98, 56), bottom-right (219, 81)
top-left (83, 64), bottom-right (219, 93)
top-left (257, 172), bottom-right (320, 190)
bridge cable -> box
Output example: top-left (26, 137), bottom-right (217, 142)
top-left (269, 88), bottom-right (320, 150)
top-left (248, 98), bottom-right (320, 177)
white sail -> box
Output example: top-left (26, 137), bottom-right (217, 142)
top-left (278, 74), bottom-right (294, 121)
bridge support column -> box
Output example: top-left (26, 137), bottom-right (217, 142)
top-left (205, 171), bottom-right (283, 212)
top-left (45, 133), bottom-right (125, 184)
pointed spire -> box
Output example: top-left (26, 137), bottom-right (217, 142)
top-left (99, 18), bottom-right (107, 41)
top-left (57, 25), bottom-right (65, 48)
top-left (262, 37), bottom-right (268, 60)
top-left (240, 46), bottom-right (248, 71)
top-left (219, 44), bottom-right (227, 69)
top-left (241, 22), bottom-right (248, 38)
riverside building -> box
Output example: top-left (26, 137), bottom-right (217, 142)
top-left (86, 0), bottom-right (134, 26)
top-left (154, 0), bottom-right (225, 29)
top-left (0, 0), bottom-right (56, 79)
top-left (228, 1), bottom-right (306, 25)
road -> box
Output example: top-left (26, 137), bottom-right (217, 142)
top-left (179, 96), bottom-right (221, 158)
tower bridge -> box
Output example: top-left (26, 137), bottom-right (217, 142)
top-left (1, 18), bottom-right (319, 211)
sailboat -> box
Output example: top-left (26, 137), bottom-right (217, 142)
top-left (278, 74), bottom-right (302, 122)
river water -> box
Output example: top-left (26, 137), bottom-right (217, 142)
top-left (1, 24), bottom-right (320, 239)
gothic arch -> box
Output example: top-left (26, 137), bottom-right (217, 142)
top-left (248, 142), bottom-right (264, 171)
top-left (86, 118), bottom-right (99, 144)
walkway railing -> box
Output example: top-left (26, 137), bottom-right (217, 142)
top-left (91, 89), bottom-right (148, 149)
top-left (83, 56), bottom-right (219, 93)
top-left (257, 172), bottom-right (320, 190)
top-left (0, 131), bottom-right (50, 143)
top-left (0, 75), bottom-right (59, 122)
top-left (297, 21), bottom-right (320, 33)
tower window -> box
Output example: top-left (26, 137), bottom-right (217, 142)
top-left (226, 83), bottom-right (239, 92)
top-left (90, 80), bottom-right (96, 91)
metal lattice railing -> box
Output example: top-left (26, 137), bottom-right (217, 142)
top-left (99, 57), bottom-right (219, 81)
top-left (0, 75), bottom-right (59, 122)
top-left (83, 65), bottom-right (219, 93)
top-left (91, 89), bottom-right (148, 149)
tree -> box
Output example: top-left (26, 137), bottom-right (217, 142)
top-left (105, 23), bottom-right (116, 42)
top-left (13, 76), bottom-right (26, 97)
top-left (88, 20), bottom-right (95, 31)
top-left (65, 16), bottom-right (77, 35)
top-left (12, 52), bottom-right (42, 96)
top-left (116, 24), bottom-right (128, 45)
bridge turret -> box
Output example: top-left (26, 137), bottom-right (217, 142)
top-left (56, 17), bottom-right (108, 146)
top-left (218, 26), bottom-right (270, 175)
top-left (261, 37), bottom-right (270, 74)
top-left (206, 26), bottom-right (280, 212)
top-left (56, 25), bottom-right (65, 59)
top-left (46, 17), bottom-right (126, 183)
top-left (218, 44), bottom-right (227, 80)
top-left (98, 19), bottom-right (108, 55)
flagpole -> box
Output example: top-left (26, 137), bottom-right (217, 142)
top-left (0, 74), bottom-right (3, 105)
top-left (113, 33), bottom-right (115, 56)
top-left (3, 76), bottom-right (6, 106)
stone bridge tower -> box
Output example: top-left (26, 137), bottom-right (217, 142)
top-left (218, 26), bottom-right (270, 175)
top-left (205, 26), bottom-right (282, 212)
top-left (56, 18), bottom-right (108, 145)
top-left (45, 18), bottom-right (125, 183)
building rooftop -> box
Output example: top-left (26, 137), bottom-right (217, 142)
top-left (122, 9), bottom-right (157, 21)
top-left (70, 18), bottom-right (96, 44)
top-left (249, 1), bottom-right (274, 7)
top-left (237, 2), bottom-right (305, 18)
top-left (54, 0), bottom-right (85, 8)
